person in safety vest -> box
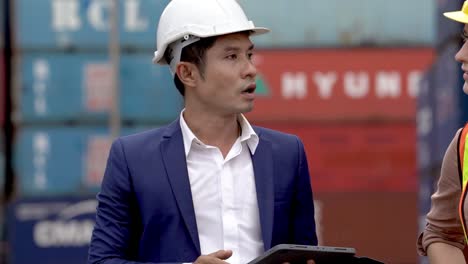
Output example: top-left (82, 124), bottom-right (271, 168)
top-left (418, 1), bottom-right (468, 263)
top-left (87, 0), bottom-right (317, 263)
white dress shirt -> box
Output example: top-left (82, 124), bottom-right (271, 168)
top-left (179, 112), bottom-right (264, 264)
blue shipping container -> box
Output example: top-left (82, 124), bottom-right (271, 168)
top-left (0, 52), bottom-right (5, 126)
top-left (0, 137), bottom-right (4, 196)
top-left (14, 126), bottom-right (157, 196)
top-left (15, 53), bottom-right (182, 124)
top-left (0, 0), bottom-right (4, 49)
top-left (14, 0), bottom-right (168, 50)
top-left (431, 43), bottom-right (463, 164)
top-left (15, 0), bottom-right (434, 50)
top-left (417, 42), bottom-right (463, 170)
top-left (416, 68), bottom-right (437, 172)
top-left (7, 196), bottom-right (97, 264)
top-left (437, 0), bottom-right (463, 48)
top-left (241, 0), bottom-right (434, 47)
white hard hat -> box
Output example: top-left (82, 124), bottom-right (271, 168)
top-left (152, 0), bottom-right (270, 72)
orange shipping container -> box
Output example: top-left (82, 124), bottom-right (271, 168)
top-left (255, 121), bottom-right (417, 192)
top-left (249, 48), bottom-right (434, 122)
top-left (314, 192), bottom-right (417, 264)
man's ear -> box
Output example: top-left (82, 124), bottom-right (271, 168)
top-left (176, 62), bottom-right (198, 88)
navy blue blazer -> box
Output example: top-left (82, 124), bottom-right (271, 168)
top-left (88, 119), bottom-right (317, 264)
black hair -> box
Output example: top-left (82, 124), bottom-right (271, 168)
top-left (164, 36), bottom-right (218, 96)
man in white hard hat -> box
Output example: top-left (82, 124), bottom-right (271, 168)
top-left (88, 0), bottom-right (317, 263)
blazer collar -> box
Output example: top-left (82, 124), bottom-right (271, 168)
top-left (251, 128), bottom-right (274, 250)
top-left (161, 119), bottom-right (201, 254)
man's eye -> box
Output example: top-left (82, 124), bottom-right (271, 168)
top-left (227, 54), bottom-right (237, 60)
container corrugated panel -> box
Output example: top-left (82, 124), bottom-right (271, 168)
top-left (0, 136), bottom-right (4, 196)
top-left (416, 69), bottom-right (437, 264)
top-left (416, 71), bottom-right (437, 174)
top-left (437, 0), bottom-right (464, 47)
top-left (7, 196), bottom-right (97, 264)
top-left (431, 43), bottom-right (464, 164)
top-left (241, 0), bottom-right (435, 47)
top-left (14, 0), bottom-right (434, 50)
top-left (417, 168), bottom-right (434, 264)
top-left (416, 43), bottom-right (462, 171)
top-left (14, 126), bottom-right (157, 196)
top-left (0, 52), bottom-right (4, 126)
top-left (0, 0), bottom-right (4, 49)
top-left (314, 192), bottom-right (417, 264)
top-left (255, 121), bottom-right (417, 192)
top-left (248, 48), bottom-right (434, 122)
top-left (14, 0), bottom-right (169, 50)
top-left (14, 53), bottom-right (182, 124)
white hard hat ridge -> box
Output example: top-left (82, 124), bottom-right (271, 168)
top-left (152, 0), bottom-right (270, 73)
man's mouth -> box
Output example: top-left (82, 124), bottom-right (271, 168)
top-left (242, 84), bottom-right (256, 94)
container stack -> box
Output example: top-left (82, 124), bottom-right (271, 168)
top-left (11, 0), bottom-right (182, 196)
top-left (8, 1), bottom-right (182, 263)
top-left (5, 0), bottom-right (437, 264)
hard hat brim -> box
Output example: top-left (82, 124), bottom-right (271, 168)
top-left (153, 26), bottom-right (270, 65)
top-left (444, 11), bottom-right (468, 24)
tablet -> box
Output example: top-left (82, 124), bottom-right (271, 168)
top-left (247, 244), bottom-right (356, 264)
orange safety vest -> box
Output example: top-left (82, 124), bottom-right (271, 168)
top-left (458, 123), bottom-right (468, 244)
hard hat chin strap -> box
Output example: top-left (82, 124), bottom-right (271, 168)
top-left (168, 34), bottom-right (201, 76)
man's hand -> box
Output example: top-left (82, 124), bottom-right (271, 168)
top-left (194, 249), bottom-right (233, 264)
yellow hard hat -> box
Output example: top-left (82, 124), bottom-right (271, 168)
top-left (444, 1), bottom-right (468, 23)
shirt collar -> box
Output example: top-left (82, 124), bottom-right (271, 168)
top-left (179, 110), bottom-right (259, 157)
top-left (238, 113), bottom-right (259, 154)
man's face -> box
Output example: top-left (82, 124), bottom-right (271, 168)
top-left (191, 33), bottom-right (258, 116)
top-left (456, 24), bottom-right (468, 94)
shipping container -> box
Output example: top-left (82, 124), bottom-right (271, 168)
top-left (14, 53), bottom-right (182, 124)
top-left (7, 196), bottom-right (97, 264)
top-left (0, 52), bottom-right (4, 126)
top-left (13, 0), bottom-right (168, 50)
top-left (248, 48), bottom-right (434, 122)
top-left (430, 43), bottom-right (464, 165)
top-left (0, 0), bottom-right (4, 49)
top-left (417, 167), bottom-right (435, 264)
top-left (254, 121), bottom-right (417, 192)
top-left (14, 0), bottom-right (435, 50)
top-left (314, 192), bottom-right (417, 264)
top-left (416, 72), bottom-right (437, 175)
top-left (242, 0), bottom-right (435, 48)
top-left (0, 136), bottom-right (5, 254)
top-left (416, 43), bottom-right (463, 182)
top-left (0, 136), bottom-right (4, 196)
top-left (13, 126), bottom-right (156, 196)
top-left (7, 193), bottom-right (408, 264)
top-left (437, 0), bottom-right (464, 48)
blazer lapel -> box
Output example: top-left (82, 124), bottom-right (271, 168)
top-left (161, 120), bottom-right (201, 254)
top-left (252, 133), bottom-right (274, 250)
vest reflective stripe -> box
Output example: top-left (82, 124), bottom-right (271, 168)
top-left (458, 125), bottom-right (468, 244)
